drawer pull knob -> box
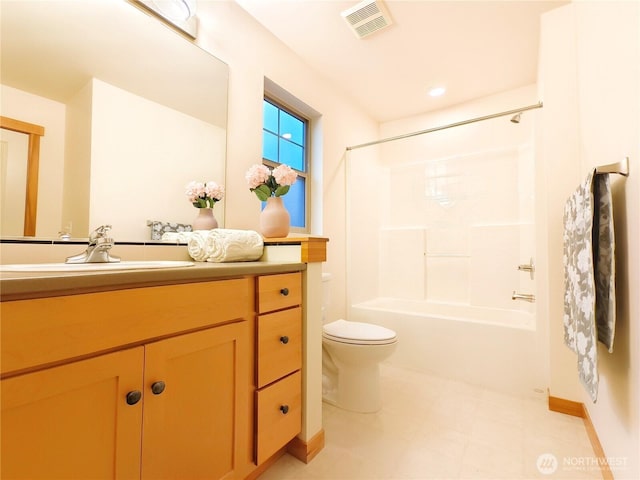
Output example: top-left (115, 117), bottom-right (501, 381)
top-left (280, 287), bottom-right (289, 296)
top-left (126, 390), bottom-right (142, 405)
top-left (280, 405), bottom-right (290, 414)
top-left (280, 335), bottom-right (289, 344)
top-left (151, 381), bottom-right (166, 395)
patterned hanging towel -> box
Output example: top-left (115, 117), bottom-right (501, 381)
top-left (593, 174), bottom-right (616, 352)
top-left (563, 168), bottom-right (616, 403)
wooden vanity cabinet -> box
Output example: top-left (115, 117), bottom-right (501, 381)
top-left (255, 272), bottom-right (303, 464)
top-left (1, 278), bottom-right (252, 480)
top-left (1, 347), bottom-right (145, 479)
top-left (141, 322), bottom-right (249, 480)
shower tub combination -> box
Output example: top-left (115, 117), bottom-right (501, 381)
top-left (346, 97), bottom-right (546, 397)
top-left (350, 298), bottom-right (546, 397)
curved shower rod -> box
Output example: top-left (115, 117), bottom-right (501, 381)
top-left (345, 101), bottom-right (544, 151)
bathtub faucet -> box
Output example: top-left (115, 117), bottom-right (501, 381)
top-left (512, 291), bottom-right (535, 303)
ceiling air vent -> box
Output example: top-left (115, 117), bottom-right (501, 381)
top-left (341, 0), bottom-right (393, 39)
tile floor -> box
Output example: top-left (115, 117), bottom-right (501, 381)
top-left (259, 364), bottom-right (602, 480)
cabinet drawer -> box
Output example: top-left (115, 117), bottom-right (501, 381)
top-left (257, 307), bottom-right (301, 388)
top-left (255, 370), bottom-right (301, 464)
top-left (257, 273), bottom-right (301, 313)
top-left (1, 278), bottom-right (252, 375)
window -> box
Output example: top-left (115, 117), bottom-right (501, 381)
top-left (262, 97), bottom-right (309, 230)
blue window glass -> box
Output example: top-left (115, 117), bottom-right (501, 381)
top-left (263, 131), bottom-right (278, 162)
top-left (280, 111), bottom-right (304, 145)
top-left (279, 139), bottom-right (304, 171)
top-left (262, 98), bottom-right (308, 230)
top-left (284, 177), bottom-right (305, 228)
top-left (263, 101), bottom-right (278, 133)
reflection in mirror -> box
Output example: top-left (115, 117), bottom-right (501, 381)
top-left (0, 0), bottom-right (228, 241)
top-left (0, 116), bottom-right (45, 236)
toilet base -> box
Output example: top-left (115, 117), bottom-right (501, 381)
top-left (323, 363), bottom-right (382, 413)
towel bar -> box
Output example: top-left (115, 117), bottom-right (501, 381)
top-left (595, 157), bottom-right (629, 177)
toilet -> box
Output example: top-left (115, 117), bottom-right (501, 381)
top-left (322, 274), bottom-right (398, 413)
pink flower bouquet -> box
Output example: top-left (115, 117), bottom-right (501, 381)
top-left (245, 164), bottom-right (297, 201)
top-left (185, 180), bottom-right (225, 208)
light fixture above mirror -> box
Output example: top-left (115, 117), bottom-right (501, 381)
top-left (135, 0), bottom-right (198, 38)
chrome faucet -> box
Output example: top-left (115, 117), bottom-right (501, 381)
top-left (65, 225), bottom-right (121, 264)
top-left (512, 291), bottom-right (535, 303)
top-left (517, 258), bottom-right (535, 279)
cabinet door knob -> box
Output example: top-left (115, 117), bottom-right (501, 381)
top-left (280, 287), bottom-right (289, 296)
top-left (280, 335), bottom-right (289, 344)
top-left (126, 390), bottom-right (142, 405)
top-left (280, 405), bottom-right (289, 414)
top-left (151, 381), bottom-right (166, 395)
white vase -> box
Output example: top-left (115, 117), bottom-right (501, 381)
top-left (192, 208), bottom-right (218, 230)
top-left (259, 197), bottom-right (290, 238)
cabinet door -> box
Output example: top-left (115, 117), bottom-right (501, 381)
top-left (141, 322), bottom-right (249, 480)
top-left (1, 347), bottom-right (144, 479)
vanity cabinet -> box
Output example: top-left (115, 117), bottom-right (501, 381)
top-left (1, 264), bottom-right (318, 478)
top-left (1, 278), bottom-right (252, 480)
top-left (255, 272), bottom-right (303, 464)
top-left (1, 347), bottom-right (145, 479)
top-left (141, 322), bottom-right (248, 479)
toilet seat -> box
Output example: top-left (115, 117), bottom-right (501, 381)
top-left (323, 319), bottom-right (397, 345)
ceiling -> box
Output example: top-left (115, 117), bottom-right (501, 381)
top-left (235, 0), bottom-right (568, 122)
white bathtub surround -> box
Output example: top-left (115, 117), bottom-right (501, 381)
top-left (347, 86), bottom-right (543, 401)
top-left (375, 144), bottom-right (536, 309)
top-left (351, 298), bottom-right (545, 397)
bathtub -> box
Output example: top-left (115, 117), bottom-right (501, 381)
top-left (349, 298), bottom-right (547, 396)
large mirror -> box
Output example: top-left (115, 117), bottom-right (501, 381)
top-left (0, 0), bottom-right (228, 241)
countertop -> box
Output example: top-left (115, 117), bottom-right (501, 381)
top-left (0, 261), bottom-right (306, 301)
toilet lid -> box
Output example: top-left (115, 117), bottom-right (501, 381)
top-left (323, 319), bottom-right (397, 345)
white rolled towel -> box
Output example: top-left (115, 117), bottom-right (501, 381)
top-left (161, 231), bottom-right (194, 243)
top-left (186, 230), bottom-right (210, 262)
top-left (187, 229), bottom-right (264, 263)
top-left (206, 229), bottom-right (264, 262)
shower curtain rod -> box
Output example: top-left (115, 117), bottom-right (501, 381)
top-left (345, 101), bottom-right (544, 151)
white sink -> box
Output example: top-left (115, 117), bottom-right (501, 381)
top-left (0, 260), bottom-right (195, 273)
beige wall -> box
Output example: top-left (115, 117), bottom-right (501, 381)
top-left (194, 1), bottom-right (379, 321)
top-left (540, 2), bottom-right (639, 477)
top-left (62, 80), bottom-right (93, 238)
top-left (88, 79), bottom-right (226, 239)
top-left (1, 85), bottom-right (66, 236)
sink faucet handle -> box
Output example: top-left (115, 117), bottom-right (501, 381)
top-left (89, 225), bottom-right (113, 244)
top-left (66, 224), bottom-right (118, 264)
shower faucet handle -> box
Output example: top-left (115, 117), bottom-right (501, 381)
top-left (517, 258), bottom-right (535, 279)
